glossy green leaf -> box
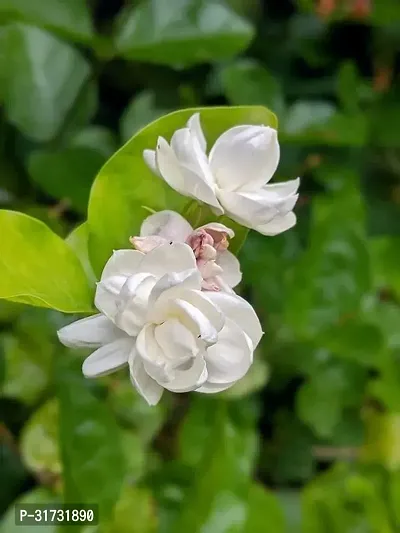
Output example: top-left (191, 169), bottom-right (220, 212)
top-left (114, 0), bottom-right (254, 67)
top-left (219, 59), bottom-right (285, 115)
top-left (285, 189), bottom-right (370, 338)
top-left (175, 400), bottom-right (257, 533)
top-left (120, 91), bottom-right (172, 143)
top-left (1, 330), bottom-right (52, 404)
top-left (56, 352), bottom-right (125, 519)
top-left (0, 0), bottom-right (93, 43)
top-left (88, 105), bottom-right (277, 274)
top-left (0, 488), bottom-right (58, 533)
top-left (108, 377), bottom-right (165, 444)
top-left (370, 236), bottom-right (400, 299)
top-left (2, 23), bottom-right (90, 141)
top-left (296, 361), bottom-right (367, 438)
top-left (362, 410), bottom-right (400, 470)
top-left (243, 484), bottom-right (285, 533)
top-left (66, 223), bottom-right (97, 286)
top-left (20, 399), bottom-right (61, 477)
top-left (0, 211), bottom-right (94, 312)
top-left (101, 485), bottom-right (158, 533)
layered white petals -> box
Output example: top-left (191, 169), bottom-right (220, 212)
top-left (209, 125), bottom-right (280, 192)
top-left (187, 112), bottom-right (207, 152)
top-left (57, 314), bottom-right (123, 348)
top-left (206, 291), bottom-right (263, 349)
top-left (144, 114), bottom-right (299, 236)
top-left (155, 135), bottom-right (222, 212)
top-left (205, 318), bottom-right (253, 384)
top-left (256, 211), bottom-right (297, 236)
top-left (58, 227), bottom-right (262, 405)
top-left (140, 210), bottom-right (192, 242)
top-left (129, 349), bottom-right (163, 406)
top-left (82, 337), bottom-right (132, 378)
top-left (216, 251), bottom-right (242, 288)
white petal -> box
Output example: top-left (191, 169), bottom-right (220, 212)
top-left (204, 318), bottom-right (253, 384)
top-left (217, 188), bottom-right (297, 229)
top-left (216, 251), bottom-right (242, 288)
top-left (82, 337), bottom-right (132, 378)
top-left (94, 275), bottom-right (126, 320)
top-left (140, 243), bottom-right (196, 278)
top-left (101, 250), bottom-right (144, 281)
top-left (148, 269), bottom-right (201, 308)
top-left (140, 210), bottom-right (193, 242)
top-left (197, 221), bottom-right (235, 239)
top-left (206, 291), bottom-right (263, 349)
top-left (171, 298), bottom-right (218, 346)
top-left (187, 113), bottom-right (207, 152)
top-left (143, 149), bottom-right (160, 177)
top-left (170, 128), bottom-right (212, 186)
top-left (149, 287), bottom-right (225, 333)
top-left (162, 355), bottom-right (208, 393)
top-left (256, 211), bottom-right (297, 236)
top-left (136, 324), bottom-right (171, 383)
top-left (156, 135), bottom-right (222, 212)
top-left (196, 380), bottom-right (237, 394)
top-left (129, 347), bottom-right (163, 406)
top-left (261, 177), bottom-right (300, 199)
top-left (209, 125), bottom-right (280, 191)
top-left (154, 319), bottom-right (199, 364)
top-left (58, 314), bottom-right (123, 348)
top-left (115, 274), bottom-right (157, 335)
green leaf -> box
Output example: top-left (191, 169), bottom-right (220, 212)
top-left (0, 0), bottom-right (93, 43)
top-left (120, 91), bottom-right (172, 144)
top-left (100, 485), bottom-right (158, 533)
top-left (0, 438), bottom-right (27, 514)
top-left (0, 488), bottom-right (59, 533)
top-left (114, 0), bottom-right (254, 67)
top-left (296, 361), bottom-right (367, 438)
top-left (362, 410), bottom-right (400, 470)
top-left (1, 330), bottom-right (52, 405)
top-left (20, 399), bottom-right (61, 478)
top-left (370, 236), bottom-right (400, 299)
top-left (2, 23), bottom-right (90, 141)
top-left (88, 105), bottom-right (277, 275)
top-left (285, 189), bottom-right (370, 338)
top-left (243, 484), bottom-right (285, 533)
top-left (336, 61), bottom-right (362, 113)
top-left (108, 377), bottom-right (165, 444)
top-left (389, 470), bottom-right (400, 528)
top-left (219, 59), bottom-right (285, 115)
top-left (66, 223), bottom-right (97, 287)
top-left (175, 400), bottom-right (257, 533)
top-left (0, 210), bottom-right (94, 312)
top-left (28, 126), bottom-right (117, 213)
top-left (56, 352), bottom-right (125, 519)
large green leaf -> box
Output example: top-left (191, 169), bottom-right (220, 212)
top-left (56, 353), bottom-right (126, 519)
top-left (175, 399), bottom-right (257, 533)
top-left (20, 399), bottom-right (61, 478)
top-left (88, 105), bottom-right (277, 274)
top-left (219, 59), bottom-right (285, 116)
top-left (243, 484), bottom-right (285, 533)
top-left (1, 330), bottom-right (53, 404)
top-left (66, 223), bottom-right (97, 286)
top-left (114, 0), bottom-right (254, 67)
top-left (0, 488), bottom-right (59, 533)
top-left (0, 0), bottom-right (93, 43)
top-left (1, 23), bottom-right (90, 141)
top-left (285, 188), bottom-right (370, 338)
top-left (0, 210), bottom-right (94, 312)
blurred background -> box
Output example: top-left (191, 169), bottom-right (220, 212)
top-left (1, 0), bottom-right (400, 531)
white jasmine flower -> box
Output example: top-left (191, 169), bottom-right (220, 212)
top-left (130, 210), bottom-right (241, 292)
top-left (58, 243), bottom-right (262, 406)
top-left (143, 113), bottom-right (300, 236)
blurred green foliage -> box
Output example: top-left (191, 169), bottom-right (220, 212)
top-left (0, 0), bottom-right (400, 531)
